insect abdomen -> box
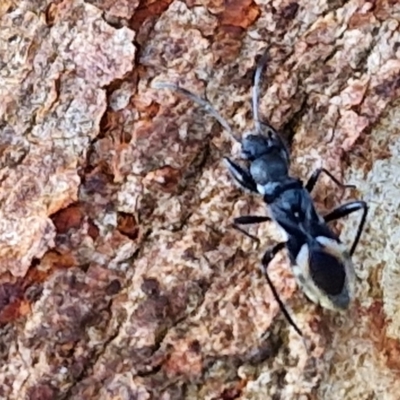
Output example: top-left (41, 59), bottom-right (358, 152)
top-left (309, 250), bottom-right (346, 296)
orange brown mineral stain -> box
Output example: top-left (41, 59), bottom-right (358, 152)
top-left (368, 300), bottom-right (400, 372)
top-left (40, 251), bottom-right (77, 271)
top-left (51, 204), bottom-right (85, 234)
top-left (117, 212), bottom-right (140, 240)
top-left (0, 295), bottom-right (25, 324)
top-left (217, 0), bottom-right (261, 29)
top-left (130, 0), bottom-right (174, 31)
top-left (143, 166), bottom-right (182, 192)
top-left (0, 249), bottom-right (78, 324)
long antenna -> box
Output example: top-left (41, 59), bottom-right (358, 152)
top-left (252, 49), bottom-right (270, 133)
top-left (152, 81), bottom-right (241, 143)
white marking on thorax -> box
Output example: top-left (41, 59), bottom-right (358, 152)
top-left (257, 182), bottom-right (278, 196)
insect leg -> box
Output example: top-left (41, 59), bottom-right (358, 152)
top-left (224, 157), bottom-right (258, 193)
top-left (324, 201), bottom-right (368, 255)
top-left (234, 216), bottom-right (272, 224)
top-left (233, 215), bottom-right (272, 242)
top-left (306, 168), bottom-right (356, 193)
top-left (261, 242), bottom-right (303, 337)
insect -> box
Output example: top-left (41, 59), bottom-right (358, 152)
top-left (152, 50), bottom-right (368, 337)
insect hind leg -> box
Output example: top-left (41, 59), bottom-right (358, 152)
top-left (323, 200), bottom-right (368, 256)
top-left (261, 242), bottom-right (304, 337)
top-left (232, 215), bottom-right (304, 337)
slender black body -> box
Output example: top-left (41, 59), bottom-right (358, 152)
top-left (153, 50), bottom-right (368, 336)
top-left (225, 130), bottom-right (367, 332)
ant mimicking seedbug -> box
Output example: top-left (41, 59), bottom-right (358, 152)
top-left (152, 50), bottom-right (368, 337)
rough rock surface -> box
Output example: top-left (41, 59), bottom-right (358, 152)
top-left (1, 0), bottom-right (400, 399)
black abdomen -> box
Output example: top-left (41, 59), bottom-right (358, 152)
top-left (309, 250), bottom-right (346, 295)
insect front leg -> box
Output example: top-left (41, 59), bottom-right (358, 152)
top-left (261, 242), bottom-right (303, 337)
top-left (223, 157), bottom-right (258, 193)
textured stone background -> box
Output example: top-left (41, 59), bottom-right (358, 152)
top-left (1, 0), bottom-right (400, 399)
